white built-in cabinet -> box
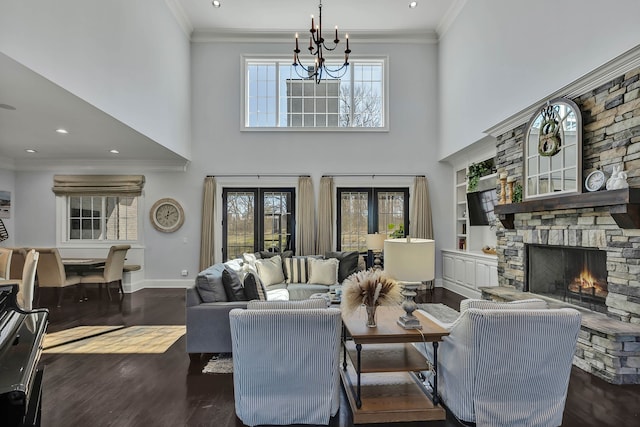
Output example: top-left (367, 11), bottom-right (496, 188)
top-left (442, 249), bottom-right (498, 299)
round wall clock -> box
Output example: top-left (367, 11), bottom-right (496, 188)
top-left (585, 170), bottom-right (607, 192)
top-left (150, 198), bottom-right (185, 232)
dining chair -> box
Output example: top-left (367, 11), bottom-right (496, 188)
top-left (9, 247), bottom-right (28, 280)
top-left (0, 247), bottom-right (12, 279)
top-left (16, 249), bottom-right (39, 311)
top-left (35, 248), bottom-right (82, 307)
top-left (80, 245), bottom-right (130, 300)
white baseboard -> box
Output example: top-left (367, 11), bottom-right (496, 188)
top-left (441, 279), bottom-right (480, 299)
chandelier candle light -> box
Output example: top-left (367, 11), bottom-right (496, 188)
top-left (293, 1), bottom-right (351, 84)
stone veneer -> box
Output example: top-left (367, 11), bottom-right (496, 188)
top-left (492, 66), bottom-right (640, 384)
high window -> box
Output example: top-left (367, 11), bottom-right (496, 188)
top-left (243, 57), bottom-right (387, 129)
top-left (66, 196), bottom-right (138, 241)
top-left (337, 188), bottom-right (409, 253)
top-left (222, 188), bottom-right (295, 261)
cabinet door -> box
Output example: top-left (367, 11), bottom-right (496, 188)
top-left (476, 261), bottom-right (498, 288)
top-left (443, 254), bottom-right (455, 282)
top-left (463, 259), bottom-right (476, 287)
top-left (454, 257), bottom-right (466, 284)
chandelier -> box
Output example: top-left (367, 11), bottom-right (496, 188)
top-left (292, 1), bottom-right (351, 84)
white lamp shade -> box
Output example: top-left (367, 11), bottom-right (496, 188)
top-left (366, 233), bottom-right (386, 251)
top-left (383, 237), bottom-right (435, 283)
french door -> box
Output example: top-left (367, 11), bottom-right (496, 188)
top-left (222, 188), bottom-right (295, 261)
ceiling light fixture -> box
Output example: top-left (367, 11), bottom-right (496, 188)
top-left (292, 0), bottom-right (351, 84)
top-left (212, 1), bottom-right (221, 8)
top-left (109, 149), bottom-right (120, 154)
top-left (25, 149), bottom-right (37, 153)
top-left (56, 128), bottom-right (68, 134)
top-left (409, 1), bottom-right (418, 8)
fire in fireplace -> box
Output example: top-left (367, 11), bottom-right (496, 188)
top-left (526, 244), bottom-right (608, 312)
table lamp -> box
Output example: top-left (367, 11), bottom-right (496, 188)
top-left (384, 237), bottom-right (435, 329)
top-left (366, 233), bottom-right (386, 270)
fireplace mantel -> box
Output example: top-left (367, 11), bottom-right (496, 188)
top-left (495, 188), bottom-right (640, 229)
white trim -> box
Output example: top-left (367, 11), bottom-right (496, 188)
top-left (442, 278), bottom-right (481, 299)
top-left (485, 44), bottom-right (640, 137)
top-left (11, 158), bottom-right (189, 173)
top-left (128, 279), bottom-right (192, 293)
top-left (164, 0), bottom-right (194, 38)
top-left (192, 29), bottom-right (437, 44)
top-left (436, 0), bottom-right (467, 40)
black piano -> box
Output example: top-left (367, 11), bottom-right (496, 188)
top-left (0, 284), bottom-right (48, 426)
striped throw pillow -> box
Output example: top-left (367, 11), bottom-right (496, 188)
top-left (284, 256), bottom-right (310, 284)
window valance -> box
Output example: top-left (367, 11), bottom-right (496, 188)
top-left (52, 175), bottom-right (145, 196)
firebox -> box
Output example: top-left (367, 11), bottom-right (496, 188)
top-left (526, 244), bottom-right (608, 313)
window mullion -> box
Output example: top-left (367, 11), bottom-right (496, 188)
top-left (275, 63), bottom-right (281, 127)
top-left (349, 64), bottom-right (355, 128)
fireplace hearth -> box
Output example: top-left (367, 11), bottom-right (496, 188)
top-left (526, 244), bottom-right (608, 313)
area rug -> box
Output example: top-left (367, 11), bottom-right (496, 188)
top-left (417, 303), bottom-right (460, 324)
top-left (43, 325), bottom-right (185, 354)
top-left (43, 325), bottom-right (125, 349)
top-left (202, 353), bottom-right (234, 374)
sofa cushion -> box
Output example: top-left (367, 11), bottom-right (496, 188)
top-left (325, 251), bottom-right (359, 282)
top-left (255, 255), bottom-right (285, 286)
top-left (287, 283), bottom-right (331, 301)
top-left (460, 298), bottom-right (548, 313)
top-left (222, 268), bottom-right (247, 301)
top-left (195, 263), bottom-right (228, 303)
top-left (243, 271), bottom-right (267, 301)
top-left (307, 257), bottom-right (339, 285)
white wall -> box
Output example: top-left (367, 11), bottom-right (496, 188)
top-left (0, 0), bottom-right (191, 159)
top-left (438, 0), bottom-right (640, 160)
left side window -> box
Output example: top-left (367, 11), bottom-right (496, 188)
top-left (67, 195), bottom-right (138, 241)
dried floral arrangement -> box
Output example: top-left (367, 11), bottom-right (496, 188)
top-left (341, 268), bottom-right (402, 313)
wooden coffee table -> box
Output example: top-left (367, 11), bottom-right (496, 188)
top-left (340, 305), bottom-right (449, 424)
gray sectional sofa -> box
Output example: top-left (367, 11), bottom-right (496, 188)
top-left (185, 251), bottom-right (360, 355)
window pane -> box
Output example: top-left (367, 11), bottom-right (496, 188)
top-left (340, 191), bottom-right (369, 252)
top-left (225, 191), bottom-right (255, 260)
top-left (263, 191), bottom-right (292, 253)
top-left (377, 191), bottom-right (405, 237)
top-left (248, 58), bottom-right (384, 128)
top-left (68, 195), bottom-right (137, 241)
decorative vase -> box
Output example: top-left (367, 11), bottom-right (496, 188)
top-left (365, 305), bottom-right (377, 328)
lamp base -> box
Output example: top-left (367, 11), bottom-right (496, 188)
top-left (397, 315), bottom-right (422, 330)
top-left (397, 282), bottom-right (423, 330)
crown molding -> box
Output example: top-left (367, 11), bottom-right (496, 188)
top-left (11, 158), bottom-right (190, 173)
top-left (165, 0), bottom-right (193, 38)
top-left (485, 44), bottom-right (640, 138)
top-left (191, 29), bottom-right (438, 44)
top-left (436, 0), bottom-right (467, 40)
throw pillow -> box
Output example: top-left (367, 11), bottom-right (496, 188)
top-left (195, 264), bottom-right (228, 303)
top-left (307, 257), bottom-right (339, 285)
top-left (243, 271), bottom-right (267, 301)
top-left (325, 251), bottom-right (360, 282)
top-left (221, 268), bottom-right (247, 301)
top-left (284, 256), bottom-right (310, 284)
top-left (255, 255), bottom-right (285, 287)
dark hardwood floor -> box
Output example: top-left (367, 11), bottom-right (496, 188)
top-left (37, 287), bottom-right (640, 427)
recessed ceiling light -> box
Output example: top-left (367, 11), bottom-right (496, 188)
top-left (0, 103), bottom-right (17, 110)
top-left (409, 1), bottom-right (418, 8)
top-left (212, 1), bottom-right (221, 8)
top-left (109, 149), bottom-right (120, 154)
top-left (25, 149), bottom-right (37, 153)
top-left (56, 128), bottom-right (68, 134)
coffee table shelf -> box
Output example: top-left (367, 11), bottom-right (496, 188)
top-left (343, 341), bottom-right (430, 373)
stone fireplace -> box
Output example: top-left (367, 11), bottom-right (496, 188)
top-left (527, 244), bottom-right (608, 313)
top-left (484, 63), bottom-right (640, 384)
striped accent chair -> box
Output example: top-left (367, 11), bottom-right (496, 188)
top-left (416, 304), bottom-right (581, 427)
top-left (229, 304), bottom-right (342, 426)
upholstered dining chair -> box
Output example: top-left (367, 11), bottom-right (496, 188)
top-left (9, 247), bottom-right (28, 280)
top-left (35, 248), bottom-right (82, 307)
top-left (0, 247), bottom-right (12, 279)
top-left (80, 244), bottom-right (130, 300)
top-left (16, 249), bottom-right (39, 311)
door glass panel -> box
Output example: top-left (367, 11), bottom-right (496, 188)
top-left (225, 192), bottom-right (255, 260)
top-left (340, 191), bottom-right (369, 252)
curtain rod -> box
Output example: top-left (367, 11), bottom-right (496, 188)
top-left (207, 174), bottom-right (310, 178)
top-left (323, 174), bottom-right (425, 178)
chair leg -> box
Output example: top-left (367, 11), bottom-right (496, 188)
top-left (118, 279), bottom-right (124, 295)
top-left (106, 282), bottom-right (112, 301)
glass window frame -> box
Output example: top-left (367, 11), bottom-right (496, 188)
top-left (241, 55), bottom-right (389, 132)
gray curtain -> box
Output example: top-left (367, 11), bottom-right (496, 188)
top-left (296, 176), bottom-right (316, 255)
top-left (316, 176), bottom-right (334, 254)
top-left (411, 176), bottom-right (433, 239)
top-left (199, 176), bottom-right (216, 271)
